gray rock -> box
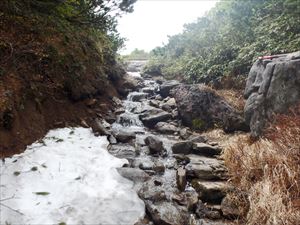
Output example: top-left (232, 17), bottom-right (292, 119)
top-left (186, 155), bottom-right (227, 180)
top-left (161, 98), bottom-right (176, 112)
top-left (108, 144), bottom-right (136, 159)
top-left (158, 80), bottom-right (181, 98)
top-left (155, 122), bottom-right (179, 134)
top-left (192, 143), bottom-right (222, 157)
top-left (192, 180), bottom-right (228, 203)
top-left (196, 201), bottom-right (222, 220)
top-left (117, 167), bottom-right (150, 182)
top-left (176, 167), bottom-right (187, 192)
top-left (128, 92), bottom-right (148, 102)
top-left (144, 136), bottom-right (165, 155)
top-left (90, 119), bottom-right (111, 136)
top-left (142, 87), bottom-right (156, 95)
top-left (133, 158), bottom-right (155, 170)
top-left (179, 128), bottom-right (192, 139)
top-left (172, 141), bottom-right (193, 154)
top-left (153, 161), bottom-right (165, 174)
top-left (140, 111), bottom-right (172, 128)
top-left (172, 84), bottom-right (249, 132)
top-left (244, 52), bottom-right (300, 136)
top-left (145, 201), bottom-right (189, 225)
top-left (108, 135), bottom-right (117, 144)
top-left (138, 184), bottom-right (167, 202)
top-left (188, 134), bottom-right (208, 143)
top-left (114, 130), bottom-right (136, 142)
top-left (149, 100), bottom-right (160, 108)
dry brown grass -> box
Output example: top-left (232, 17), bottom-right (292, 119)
top-left (217, 89), bottom-right (245, 112)
top-left (223, 105), bottom-right (300, 225)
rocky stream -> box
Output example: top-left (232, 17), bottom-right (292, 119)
top-left (102, 68), bottom-right (236, 225)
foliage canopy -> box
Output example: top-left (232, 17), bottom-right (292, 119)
top-left (143, 0), bottom-right (300, 85)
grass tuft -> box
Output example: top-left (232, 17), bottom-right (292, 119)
top-left (223, 105), bottom-right (300, 224)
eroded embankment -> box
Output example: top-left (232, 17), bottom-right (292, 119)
top-left (0, 12), bottom-right (127, 157)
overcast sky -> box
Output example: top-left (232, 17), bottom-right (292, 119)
top-left (117, 0), bottom-right (218, 54)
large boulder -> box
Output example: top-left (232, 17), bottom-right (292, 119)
top-left (117, 73), bottom-right (143, 96)
top-left (244, 51), bottom-right (300, 137)
top-left (158, 80), bottom-right (180, 98)
top-left (172, 84), bottom-right (248, 132)
top-left (144, 136), bottom-right (166, 155)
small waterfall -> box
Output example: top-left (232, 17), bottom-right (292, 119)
top-left (117, 112), bottom-right (143, 127)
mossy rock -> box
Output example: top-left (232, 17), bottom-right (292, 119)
top-left (192, 119), bottom-right (206, 130)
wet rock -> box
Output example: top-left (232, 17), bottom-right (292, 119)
top-left (115, 108), bottom-right (125, 115)
top-left (128, 92), bottom-right (148, 102)
top-left (118, 112), bottom-right (143, 127)
top-left (104, 113), bottom-right (117, 124)
top-left (154, 122), bottom-right (179, 134)
top-left (186, 155), bottom-right (227, 180)
top-left (118, 73), bottom-right (144, 96)
top-left (174, 154), bottom-right (190, 166)
top-left (144, 136), bottom-right (165, 155)
top-left (172, 84), bottom-right (249, 132)
top-left (90, 119), bottom-right (111, 136)
top-left (133, 158), bottom-right (155, 171)
top-left (176, 167), bottom-right (187, 192)
top-left (172, 109), bottom-right (179, 119)
top-left (134, 218), bottom-right (154, 225)
top-left (140, 111), bottom-right (172, 128)
top-left (138, 185), bottom-right (167, 202)
top-left (112, 96), bottom-right (123, 106)
top-left (108, 135), bottom-right (117, 144)
top-left (117, 167), bottom-right (150, 182)
top-left (196, 201), bottom-right (222, 220)
top-left (114, 130), bottom-right (136, 142)
top-left (172, 141), bottom-right (193, 154)
top-left (192, 143), bottom-right (222, 157)
top-left (149, 100), bottom-right (160, 108)
top-left (158, 80), bottom-right (180, 98)
top-left (142, 87), bottom-right (156, 95)
top-left (179, 128), bottom-right (192, 139)
top-left (192, 180), bottom-right (228, 203)
top-left (108, 144), bottom-right (136, 159)
top-left (188, 134), bottom-right (208, 143)
top-left (185, 190), bottom-right (199, 211)
top-left (170, 191), bottom-right (198, 210)
top-left (145, 201), bottom-right (189, 225)
top-left (153, 161), bottom-right (165, 174)
top-left (155, 95), bottom-right (163, 101)
top-left (161, 98), bottom-right (176, 112)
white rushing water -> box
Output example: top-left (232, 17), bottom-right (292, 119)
top-left (0, 127), bottom-right (145, 225)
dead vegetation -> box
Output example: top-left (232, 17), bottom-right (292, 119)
top-left (223, 105), bottom-right (300, 224)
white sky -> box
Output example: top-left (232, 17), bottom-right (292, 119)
top-left (117, 0), bottom-right (218, 54)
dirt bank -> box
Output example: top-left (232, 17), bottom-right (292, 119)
top-left (0, 11), bottom-right (124, 157)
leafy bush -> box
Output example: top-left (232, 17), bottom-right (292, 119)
top-left (146, 0), bottom-right (300, 86)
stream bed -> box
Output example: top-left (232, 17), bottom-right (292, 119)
top-left (1, 71), bottom-right (232, 225)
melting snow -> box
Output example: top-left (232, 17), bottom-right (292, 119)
top-left (0, 127), bottom-right (145, 224)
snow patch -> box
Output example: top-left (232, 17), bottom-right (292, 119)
top-left (0, 127), bottom-right (145, 224)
